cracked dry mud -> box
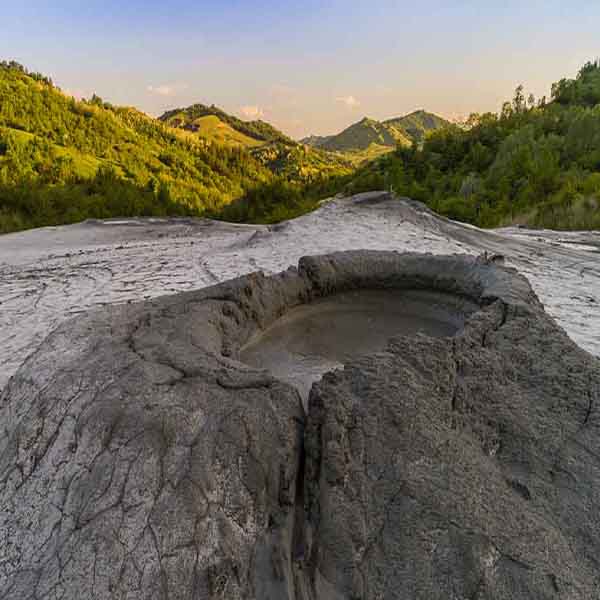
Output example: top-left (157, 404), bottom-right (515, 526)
top-left (1, 251), bottom-right (599, 599)
top-left (1, 192), bottom-right (599, 393)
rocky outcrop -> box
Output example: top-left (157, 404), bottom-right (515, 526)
top-left (1, 251), bottom-right (598, 599)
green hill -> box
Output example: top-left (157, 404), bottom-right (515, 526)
top-left (218, 143), bottom-right (355, 224)
top-left (0, 62), bottom-right (282, 232)
top-left (301, 110), bottom-right (450, 155)
top-left (0, 61), bottom-right (352, 233)
top-left (159, 103), bottom-right (294, 146)
top-left (4, 58), bottom-right (599, 233)
top-left (225, 62), bottom-right (600, 230)
top-left (158, 102), bottom-right (353, 185)
top-left (163, 113), bottom-right (263, 148)
top-left (346, 62), bottom-right (600, 230)
top-left (300, 134), bottom-right (330, 147)
top-left (316, 117), bottom-right (402, 151)
top-left (383, 110), bottom-right (451, 144)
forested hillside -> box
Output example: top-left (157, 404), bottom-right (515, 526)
top-left (0, 61), bottom-right (279, 232)
top-left (301, 110), bottom-right (449, 156)
top-left (159, 103), bottom-right (294, 146)
top-left (383, 110), bottom-right (450, 144)
top-left (159, 103), bottom-right (353, 184)
top-left (2, 59), bottom-right (600, 233)
top-left (344, 61), bottom-right (600, 230)
top-left (0, 63), bottom-right (353, 233)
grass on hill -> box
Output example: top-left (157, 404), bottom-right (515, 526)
top-left (157, 112), bottom-right (263, 148)
top-left (302, 110), bottom-right (449, 154)
top-left (0, 61), bottom-right (278, 232)
top-left (383, 110), bottom-right (451, 144)
top-left (159, 103), bottom-right (294, 145)
top-left (0, 61), bottom-right (351, 233)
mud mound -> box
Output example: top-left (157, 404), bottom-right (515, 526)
top-left (2, 192), bottom-right (599, 395)
top-left (0, 251), bottom-right (598, 599)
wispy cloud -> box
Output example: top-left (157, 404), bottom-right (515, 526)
top-left (239, 105), bottom-right (265, 119)
top-left (146, 83), bottom-right (189, 97)
top-left (63, 88), bottom-right (88, 100)
top-left (335, 95), bottom-right (361, 109)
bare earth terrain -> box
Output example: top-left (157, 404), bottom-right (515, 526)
top-left (1, 192), bottom-right (599, 391)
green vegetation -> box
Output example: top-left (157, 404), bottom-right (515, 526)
top-left (252, 142), bottom-right (353, 184)
top-left (337, 143), bottom-right (400, 166)
top-left (163, 114), bottom-right (263, 148)
top-left (2, 58), bottom-right (600, 233)
top-left (301, 110), bottom-right (449, 154)
top-left (0, 62), bottom-right (353, 233)
top-left (158, 102), bottom-right (355, 188)
top-left (159, 103), bottom-right (294, 146)
top-left (345, 62), bottom-right (600, 230)
top-left (0, 61), bottom-right (277, 233)
top-left (315, 117), bottom-right (404, 151)
top-left (217, 173), bottom-right (350, 224)
top-left (383, 110), bottom-right (451, 144)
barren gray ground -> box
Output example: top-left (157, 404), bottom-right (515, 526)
top-left (2, 251), bottom-right (599, 599)
top-left (1, 192), bottom-right (599, 391)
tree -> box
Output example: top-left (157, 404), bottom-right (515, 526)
top-left (512, 85), bottom-right (526, 113)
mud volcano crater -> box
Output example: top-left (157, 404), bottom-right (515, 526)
top-left (241, 289), bottom-right (477, 403)
top-left (1, 251), bottom-right (600, 600)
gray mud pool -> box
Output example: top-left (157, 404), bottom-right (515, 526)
top-left (241, 289), bottom-right (476, 403)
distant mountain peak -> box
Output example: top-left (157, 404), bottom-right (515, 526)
top-left (303, 110), bottom-right (450, 153)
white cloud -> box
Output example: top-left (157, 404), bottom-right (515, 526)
top-left (239, 105), bottom-right (265, 119)
top-left (147, 83), bottom-right (188, 97)
top-left (335, 95), bottom-right (361, 109)
top-left (63, 88), bottom-right (88, 100)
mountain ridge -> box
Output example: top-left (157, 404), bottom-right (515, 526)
top-left (301, 109), bottom-right (450, 153)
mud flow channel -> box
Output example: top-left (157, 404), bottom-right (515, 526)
top-left (240, 289), bottom-right (477, 405)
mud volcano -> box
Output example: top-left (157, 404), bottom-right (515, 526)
top-left (1, 251), bottom-right (599, 600)
top-left (241, 289), bottom-right (476, 403)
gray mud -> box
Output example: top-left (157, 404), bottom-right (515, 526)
top-left (241, 289), bottom-right (476, 403)
top-left (1, 192), bottom-right (599, 392)
top-left (2, 251), bottom-right (599, 599)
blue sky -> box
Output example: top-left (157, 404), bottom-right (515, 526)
top-left (2, 1), bottom-right (599, 137)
